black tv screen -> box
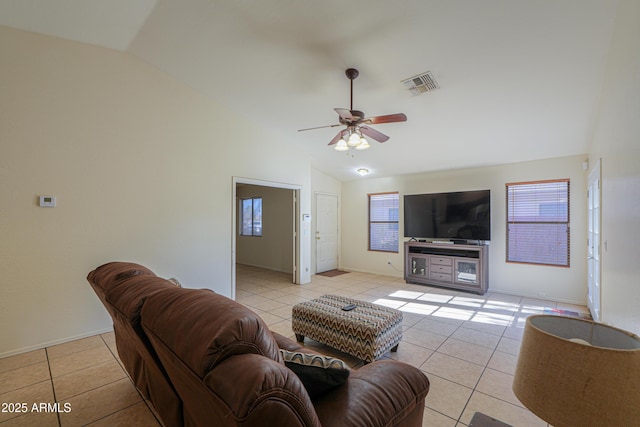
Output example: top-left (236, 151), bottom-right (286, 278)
top-left (404, 190), bottom-right (491, 241)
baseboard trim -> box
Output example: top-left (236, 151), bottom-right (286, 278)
top-left (0, 327), bottom-right (114, 359)
top-left (236, 263), bottom-right (293, 276)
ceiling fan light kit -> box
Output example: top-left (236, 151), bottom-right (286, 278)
top-left (299, 68), bottom-right (407, 151)
top-left (334, 139), bottom-right (349, 151)
top-left (355, 138), bottom-right (370, 150)
top-left (334, 128), bottom-right (370, 151)
top-left (347, 132), bottom-right (361, 146)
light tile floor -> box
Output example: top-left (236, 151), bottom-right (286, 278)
top-left (0, 265), bottom-right (590, 426)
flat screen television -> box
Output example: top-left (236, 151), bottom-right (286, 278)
top-left (404, 190), bottom-right (491, 241)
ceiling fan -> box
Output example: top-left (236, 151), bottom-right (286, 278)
top-left (298, 68), bottom-right (407, 151)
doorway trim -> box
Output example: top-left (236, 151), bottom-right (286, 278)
top-left (231, 177), bottom-right (301, 300)
top-left (587, 159), bottom-right (602, 321)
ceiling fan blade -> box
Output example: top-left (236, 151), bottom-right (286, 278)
top-left (360, 125), bottom-right (390, 143)
top-left (328, 130), bottom-right (345, 146)
top-left (298, 123), bottom-right (342, 132)
top-left (334, 108), bottom-right (355, 121)
top-left (365, 113), bottom-right (407, 125)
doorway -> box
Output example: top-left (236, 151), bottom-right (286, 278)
top-left (232, 177), bottom-right (300, 300)
top-left (315, 193), bottom-right (339, 273)
top-left (587, 159), bottom-right (602, 321)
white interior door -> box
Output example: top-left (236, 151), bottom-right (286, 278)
top-left (587, 159), bottom-right (602, 321)
top-left (316, 193), bottom-right (338, 273)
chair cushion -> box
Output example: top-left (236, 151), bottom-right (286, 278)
top-left (280, 349), bottom-right (350, 398)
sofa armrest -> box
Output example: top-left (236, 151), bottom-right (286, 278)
top-left (204, 354), bottom-right (322, 427)
top-left (313, 360), bottom-right (430, 427)
top-left (271, 332), bottom-right (322, 354)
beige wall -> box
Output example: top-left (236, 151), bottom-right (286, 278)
top-left (0, 27), bottom-right (312, 356)
top-left (587, 0), bottom-right (640, 334)
top-left (340, 155), bottom-right (589, 304)
top-left (236, 185), bottom-right (294, 274)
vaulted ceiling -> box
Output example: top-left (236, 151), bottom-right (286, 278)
top-left (0, 0), bottom-right (619, 181)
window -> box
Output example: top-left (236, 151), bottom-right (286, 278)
top-left (240, 197), bottom-right (262, 236)
top-left (368, 192), bottom-right (399, 252)
top-left (506, 179), bottom-right (569, 267)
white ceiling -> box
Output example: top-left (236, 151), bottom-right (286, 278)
top-left (0, 0), bottom-right (619, 181)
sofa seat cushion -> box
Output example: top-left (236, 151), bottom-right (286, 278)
top-left (280, 350), bottom-right (350, 398)
top-left (141, 287), bottom-right (282, 378)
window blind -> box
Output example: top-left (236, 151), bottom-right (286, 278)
top-left (506, 179), bottom-right (570, 267)
top-left (369, 192), bottom-right (399, 252)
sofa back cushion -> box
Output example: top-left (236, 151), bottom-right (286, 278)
top-left (87, 262), bottom-right (156, 299)
top-left (141, 287), bottom-right (282, 378)
top-left (105, 275), bottom-right (177, 324)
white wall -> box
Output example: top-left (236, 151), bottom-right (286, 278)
top-left (341, 155), bottom-right (588, 304)
top-left (236, 185), bottom-right (294, 274)
top-left (0, 27), bottom-right (312, 357)
top-left (587, 0), bottom-right (640, 334)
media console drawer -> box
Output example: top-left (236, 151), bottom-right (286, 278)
top-left (430, 257), bottom-right (453, 266)
top-left (430, 272), bottom-right (453, 282)
top-left (431, 264), bottom-right (453, 274)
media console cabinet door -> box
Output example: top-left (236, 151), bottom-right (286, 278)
top-left (455, 258), bottom-right (480, 286)
top-left (408, 255), bottom-right (429, 279)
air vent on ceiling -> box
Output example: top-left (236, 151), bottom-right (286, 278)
top-left (402, 71), bottom-right (439, 96)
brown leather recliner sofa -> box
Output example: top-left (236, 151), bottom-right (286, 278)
top-left (87, 262), bottom-right (430, 427)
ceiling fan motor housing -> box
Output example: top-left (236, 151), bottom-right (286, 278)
top-left (339, 110), bottom-right (365, 125)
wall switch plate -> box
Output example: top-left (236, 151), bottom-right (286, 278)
top-left (39, 195), bottom-right (56, 207)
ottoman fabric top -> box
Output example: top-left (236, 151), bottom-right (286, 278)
top-left (292, 294), bottom-right (403, 362)
top-left (294, 294), bottom-right (402, 333)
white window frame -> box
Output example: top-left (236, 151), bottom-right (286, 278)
top-left (506, 179), bottom-right (570, 267)
top-left (240, 197), bottom-right (262, 237)
top-left (368, 192), bottom-right (399, 253)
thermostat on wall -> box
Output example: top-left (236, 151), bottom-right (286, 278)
top-left (39, 195), bottom-right (56, 207)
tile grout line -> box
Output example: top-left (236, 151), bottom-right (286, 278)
top-left (44, 347), bottom-right (62, 427)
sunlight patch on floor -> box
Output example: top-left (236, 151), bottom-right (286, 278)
top-left (372, 298), bottom-right (406, 309)
top-left (417, 293), bottom-right (455, 304)
top-left (470, 311), bottom-right (513, 326)
top-left (388, 290), bottom-right (424, 300)
top-left (432, 306), bottom-right (476, 321)
top-left (400, 302), bottom-right (440, 316)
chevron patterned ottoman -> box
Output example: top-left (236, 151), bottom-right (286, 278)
top-left (292, 294), bottom-right (403, 362)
